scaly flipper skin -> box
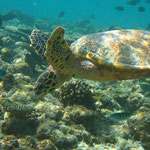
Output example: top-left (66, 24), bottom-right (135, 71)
top-left (35, 65), bottom-right (70, 97)
top-left (45, 27), bottom-right (73, 73)
top-left (30, 29), bottom-right (71, 97)
top-left (30, 29), bottom-right (48, 59)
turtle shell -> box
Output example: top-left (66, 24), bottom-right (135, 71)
top-left (71, 30), bottom-right (150, 70)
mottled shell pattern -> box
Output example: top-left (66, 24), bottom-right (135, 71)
top-left (71, 30), bottom-right (150, 70)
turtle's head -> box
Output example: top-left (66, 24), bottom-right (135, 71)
top-left (34, 65), bottom-right (70, 97)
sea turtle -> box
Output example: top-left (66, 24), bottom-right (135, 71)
top-left (30, 27), bottom-right (150, 97)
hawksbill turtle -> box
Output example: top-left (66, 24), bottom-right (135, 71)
top-left (30, 27), bottom-right (150, 97)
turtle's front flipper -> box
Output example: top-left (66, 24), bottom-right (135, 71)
top-left (45, 27), bottom-right (73, 72)
top-left (30, 29), bottom-right (48, 59)
top-left (35, 65), bottom-right (70, 97)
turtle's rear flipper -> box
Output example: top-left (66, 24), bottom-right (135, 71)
top-left (30, 29), bottom-right (48, 59)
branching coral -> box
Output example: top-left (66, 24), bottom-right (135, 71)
top-left (0, 98), bottom-right (39, 136)
top-left (0, 98), bottom-right (35, 114)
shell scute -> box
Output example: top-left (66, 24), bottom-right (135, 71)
top-left (71, 30), bottom-right (150, 70)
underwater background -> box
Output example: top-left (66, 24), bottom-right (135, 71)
top-left (1, 0), bottom-right (150, 27)
top-left (0, 0), bottom-right (150, 150)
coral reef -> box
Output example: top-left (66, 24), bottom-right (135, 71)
top-left (128, 103), bottom-right (150, 149)
top-left (18, 136), bottom-right (37, 149)
top-left (74, 19), bottom-right (98, 34)
top-left (36, 120), bottom-right (78, 149)
top-left (37, 139), bottom-right (58, 150)
top-left (63, 105), bottom-right (98, 133)
top-left (108, 25), bottom-right (121, 30)
top-left (34, 19), bottom-right (53, 32)
top-left (2, 73), bottom-right (15, 91)
top-left (1, 115), bottom-right (39, 136)
top-left (0, 98), bottom-right (39, 136)
top-left (1, 36), bottom-right (14, 48)
top-left (2, 9), bottom-right (35, 26)
top-left (1, 135), bottom-right (19, 150)
top-left (3, 26), bottom-right (31, 43)
top-left (58, 78), bottom-right (96, 110)
top-left (0, 98), bottom-right (35, 113)
top-left (0, 14), bottom-right (148, 150)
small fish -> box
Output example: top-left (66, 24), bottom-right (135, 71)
top-left (90, 14), bottom-right (95, 20)
top-left (147, 24), bottom-right (150, 30)
top-left (109, 112), bottom-right (133, 120)
top-left (140, 82), bottom-right (150, 92)
top-left (115, 6), bottom-right (125, 11)
top-left (58, 11), bottom-right (65, 18)
top-left (138, 6), bottom-right (146, 12)
top-left (127, 0), bottom-right (140, 6)
top-left (1, 48), bottom-right (8, 53)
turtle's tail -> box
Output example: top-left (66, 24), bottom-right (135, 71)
top-left (45, 27), bottom-right (72, 72)
top-left (30, 29), bottom-right (48, 59)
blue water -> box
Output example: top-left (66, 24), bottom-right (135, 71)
top-left (1, 0), bottom-right (150, 28)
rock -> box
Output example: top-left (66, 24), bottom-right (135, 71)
top-left (36, 120), bottom-right (56, 140)
top-left (3, 73), bottom-right (15, 91)
top-left (108, 25), bottom-right (121, 30)
top-left (14, 62), bottom-right (33, 77)
top-left (2, 36), bottom-right (14, 47)
top-left (19, 136), bottom-right (37, 149)
top-left (2, 9), bottom-right (35, 26)
top-left (37, 139), bottom-right (58, 150)
top-left (1, 135), bottom-right (19, 150)
top-left (128, 106), bottom-right (150, 149)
